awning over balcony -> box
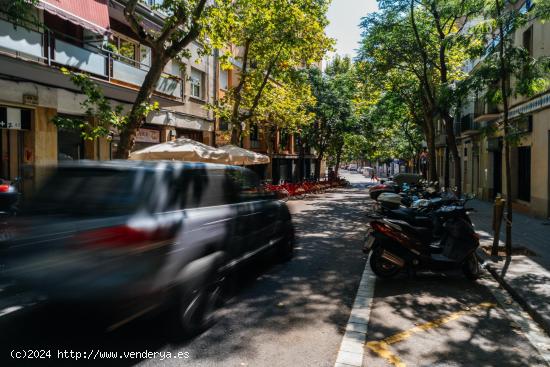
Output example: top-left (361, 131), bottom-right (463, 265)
top-left (37, 0), bottom-right (110, 35)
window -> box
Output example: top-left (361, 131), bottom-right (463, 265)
top-left (220, 68), bottom-right (229, 90)
top-left (219, 117), bottom-right (229, 131)
top-left (110, 35), bottom-right (139, 66)
top-left (279, 130), bottom-right (289, 151)
top-left (140, 45), bottom-right (151, 68)
top-left (170, 61), bottom-right (182, 77)
top-left (523, 26), bottom-right (533, 56)
top-left (190, 68), bottom-right (203, 99)
top-left (250, 124), bottom-right (259, 148)
top-left (142, 0), bottom-right (164, 6)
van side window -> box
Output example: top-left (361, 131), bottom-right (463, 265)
top-left (226, 169), bottom-right (262, 202)
top-left (168, 169), bottom-right (209, 210)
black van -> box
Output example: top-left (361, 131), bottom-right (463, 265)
top-left (4, 160), bottom-right (294, 335)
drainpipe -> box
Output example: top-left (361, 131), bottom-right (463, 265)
top-left (213, 49), bottom-right (219, 147)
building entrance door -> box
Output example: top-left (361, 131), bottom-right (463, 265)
top-left (517, 146), bottom-right (531, 202)
top-left (492, 139), bottom-right (503, 198)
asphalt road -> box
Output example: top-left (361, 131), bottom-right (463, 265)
top-left (1, 171), bottom-right (548, 367)
top-left (0, 179), bottom-right (371, 367)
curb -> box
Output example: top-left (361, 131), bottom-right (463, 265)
top-left (478, 250), bottom-right (550, 337)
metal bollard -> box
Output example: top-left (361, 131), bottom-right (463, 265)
top-left (491, 195), bottom-right (505, 259)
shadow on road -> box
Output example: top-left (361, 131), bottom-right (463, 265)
top-left (0, 189), bottom-right (371, 367)
top-left (364, 273), bottom-right (547, 367)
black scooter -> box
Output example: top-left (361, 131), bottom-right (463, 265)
top-left (363, 205), bottom-right (481, 279)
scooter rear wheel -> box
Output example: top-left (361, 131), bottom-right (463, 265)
top-left (370, 248), bottom-right (401, 278)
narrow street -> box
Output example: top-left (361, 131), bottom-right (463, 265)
top-left (0, 178), bottom-right (370, 367)
top-left (1, 173), bottom-right (549, 366)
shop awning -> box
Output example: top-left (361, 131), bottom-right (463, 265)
top-left (129, 138), bottom-right (230, 164)
top-left (38, 0), bottom-right (111, 35)
top-left (219, 145), bottom-right (270, 166)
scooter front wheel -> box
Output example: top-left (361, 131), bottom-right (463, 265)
top-left (369, 248), bottom-right (401, 278)
top-left (462, 253), bottom-right (480, 280)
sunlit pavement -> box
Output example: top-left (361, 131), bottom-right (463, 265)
top-left (1, 173), bottom-right (549, 367)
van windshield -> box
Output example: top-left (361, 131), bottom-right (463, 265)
top-left (21, 168), bottom-right (153, 217)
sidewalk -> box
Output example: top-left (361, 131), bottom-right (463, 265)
top-left (469, 200), bottom-right (550, 335)
top-left (469, 199), bottom-right (550, 269)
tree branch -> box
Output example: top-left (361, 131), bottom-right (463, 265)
top-left (124, 0), bottom-right (155, 48)
top-left (167, 0), bottom-right (208, 57)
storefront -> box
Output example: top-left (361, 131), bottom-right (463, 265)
top-left (0, 106), bottom-right (32, 188)
top-left (176, 128), bottom-right (203, 143)
top-left (110, 125), bottom-right (162, 156)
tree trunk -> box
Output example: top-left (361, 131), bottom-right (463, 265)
top-left (263, 127), bottom-right (275, 183)
top-left (297, 138), bottom-right (305, 181)
top-left (335, 146), bottom-right (342, 177)
top-left (444, 115), bottom-right (461, 195)
top-left (231, 119), bottom-right (242, 146)
top-left (424, 117), bottom-right (438, 182)
top-left (444, 142), bottom-right (450, 187)
top-left (314, 147), bottom-right (325, 180)
top-left (496, 0), bottom-right (512, 270)
top-left (114, 55), bottom-right (166, 159)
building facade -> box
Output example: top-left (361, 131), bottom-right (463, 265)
top-left (437, 0), bottom-right (550, 218)
top-left (0, 0), bottom-right (215, 193)
top-left (213, 48), bottom-right (323, 183)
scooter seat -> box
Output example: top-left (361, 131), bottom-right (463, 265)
top-left (386, 219), bottom-right (432, 240)
top-left (389, 208), bottom-right (432, 227)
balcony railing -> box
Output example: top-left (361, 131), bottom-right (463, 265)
top-left (0, 18), bottom-right (183, 99)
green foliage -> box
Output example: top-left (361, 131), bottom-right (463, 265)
top-left (469, 0), bottom-right (550, 145)
top-left (52, 68), bottom-right (158, 140)
top-left (0, 0), bottom-right (39, 26)
top-left (206, 0), bottom-right (333, 143)
top-left (303, 56), bottom-right (358, 161)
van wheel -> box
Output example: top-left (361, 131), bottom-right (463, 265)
top-left (369, 248), bottom-right (401, 278)
top-left (277, 226), bottom-right (295, 262)
top-left (167, 275), bottom-right (224, 339)
top-left (462, 253), bottom-right (480, 280)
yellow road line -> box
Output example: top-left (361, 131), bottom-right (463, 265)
top-left (366, 302), bottom-right (496, 367)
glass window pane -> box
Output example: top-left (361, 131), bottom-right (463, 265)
top-left (220, 68), bottom-right (228, 90)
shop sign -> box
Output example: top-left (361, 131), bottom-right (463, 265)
top-left (0, 107), bottom-right (31, 130)
top-left (136, 128), bottom-right (160, 143)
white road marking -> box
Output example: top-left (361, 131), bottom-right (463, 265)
top-left (480, 273), bottom-right (550, 365)
top-left (334, 260), bottom-right (376, 367)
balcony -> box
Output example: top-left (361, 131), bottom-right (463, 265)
top-left (474, 98), bottom-right (500, 123)
top-left (0, 18), bottom-right (183, 100)
top-left (455, 113), bottom-right (480, 136)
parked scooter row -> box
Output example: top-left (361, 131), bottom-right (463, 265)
top-left (363, 178), bottom-right (481, 280)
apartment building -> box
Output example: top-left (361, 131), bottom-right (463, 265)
top-left (438, 0), bottom-right (550, 218)
top-left (0, 0), bottom-right (215, 192)
top-left (213, 51), bottom-right (322, 183)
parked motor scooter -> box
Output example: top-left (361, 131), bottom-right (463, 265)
top-left (363, 205), bottom-right (481, 280)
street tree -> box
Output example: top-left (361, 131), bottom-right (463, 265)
top-left (361, 0), bottom-right (485, 192)
top-left (304, 56), bottom-right (357, 179)
top-left (209, 0), bottom-right (332, 146)
top-left (21, 0), bottom-right (213, 157)
top-left (357, 11), bottom-right (437, 179)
